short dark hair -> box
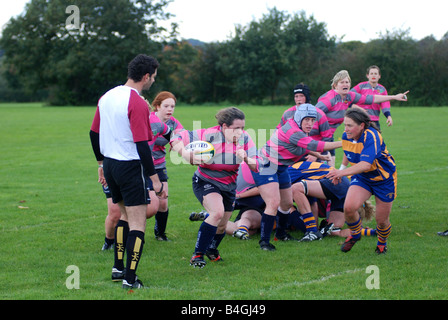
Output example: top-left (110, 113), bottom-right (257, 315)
top-left (215, 107), bottom-right (245, 127)
top-left (367, 65), bottom-right (381, 75)
top-left (127, 54), bottom-right (159, 82)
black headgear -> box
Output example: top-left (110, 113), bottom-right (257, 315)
top-left (293, 83), bottom-right (311, 103)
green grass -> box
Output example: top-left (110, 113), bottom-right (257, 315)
top-left (1, 103), bottom-right (447, 300)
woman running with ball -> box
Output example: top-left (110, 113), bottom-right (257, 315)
top-left (170, 107), bottom-right (258, 268)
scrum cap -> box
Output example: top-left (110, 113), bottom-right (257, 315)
top-left (293, 83), bottom-right (311, 103)
top-left (294, 103), bottom-right (317, 128)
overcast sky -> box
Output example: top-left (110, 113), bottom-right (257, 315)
top-left (1, 0), bottom-right (447, 42)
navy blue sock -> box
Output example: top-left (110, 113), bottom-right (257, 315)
top-left (275, 210), bottom-right (289, 237)
top-left (289, 209), bottom-right (306, 233)
top-left (194, 222), bottom-right (217, 254)
top-left (260, 213), bottom-right (276, 243)
top-left (208, 232), bottom-right (225, 250)
top-left (154, 210), bottom-right (169, 236)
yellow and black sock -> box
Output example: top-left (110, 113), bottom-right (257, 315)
top-left (114, 220), bottom-right (129, 271)
top-left (125, 230), bottom-right (145, 284)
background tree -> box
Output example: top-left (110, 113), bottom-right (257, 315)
top-left (216, 8), bottom-right (291, 104)
top-left (2, 3), bottom-right (448, 106)
top-left (209, 8), bottom-right (337, 105)
top-left (0, 0), bottom-right (176, 105)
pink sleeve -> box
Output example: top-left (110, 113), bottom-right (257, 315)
top-left (170, 129), bottom-right (190, 146)
top-left (316, 140), bottom-right (325, 152)
top-left (380, 88), bottom-right (391, 110)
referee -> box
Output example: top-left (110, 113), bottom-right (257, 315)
top-left (90, 54), bottom-right (167, 289)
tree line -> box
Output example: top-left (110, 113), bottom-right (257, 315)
top-left (1, 1), bottom-right (447, 106)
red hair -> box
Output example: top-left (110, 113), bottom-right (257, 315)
top-left (151, 91), bottom-right (177, 111)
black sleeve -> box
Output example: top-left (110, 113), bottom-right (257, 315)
top-left (90, 130), bottom-right (104, 161)
top-left (136, 141), bottom-right (156, 177)
top-left (162, 130), bottom-right (172, 143)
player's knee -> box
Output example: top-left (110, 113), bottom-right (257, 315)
top-left (344, 204), bottom-right (359, 218)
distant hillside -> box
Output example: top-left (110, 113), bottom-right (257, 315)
top-left (185, 38), bottom-right (206, 47)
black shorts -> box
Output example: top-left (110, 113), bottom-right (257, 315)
top-left (103, 157), bottom-right (151, 206)
top-left (102, 185), bottom-right (112, 199)
top-left (192, 174), bottom-right (235, 212)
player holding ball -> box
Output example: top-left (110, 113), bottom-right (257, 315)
top-left (170, 107), bottom-right (258, 268)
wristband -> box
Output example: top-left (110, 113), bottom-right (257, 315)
top-left (155, 183), bottom-right (164, 195)
top-left (339, 164), bottom-right (347, 170)
top-left (99, 164), bottom-right (103, 168)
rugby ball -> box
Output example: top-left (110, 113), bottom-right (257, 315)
top-left (185, 141), bottom-right (215, 163)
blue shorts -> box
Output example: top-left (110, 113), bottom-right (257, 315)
top-left (251, 163), bottom-right (291, 189)
top-left (350, 171), bottom-right (397, 203)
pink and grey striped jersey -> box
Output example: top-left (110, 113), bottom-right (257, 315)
top-left (277, 105), bottom-right (333, 142)
top-left (171, 125), bottom-right (258, 192)
top-left (236, 161), bottom-right (256, 195)
top-left (148, 112), bottom-right (171, 150)
top-left (151, 113), bottom-right (184, 169)
top-left (260, 118), bottom-right (325, 166)
top-left (316, 90), bottom-right (374, 137)
top-left (350, 81), bottom-right (391, 121)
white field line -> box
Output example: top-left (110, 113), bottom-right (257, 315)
top-left (398, 166), bottom-right (448, 175)
top-left (274, 268), bottom-right (365, 290)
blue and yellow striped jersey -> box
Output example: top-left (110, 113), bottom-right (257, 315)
top-left (342, 128), bottom-right (396, 182)
top-left (287, 161), bottom-right (334, 183)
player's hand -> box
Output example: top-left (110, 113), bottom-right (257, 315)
top-left (326, 169), bottom-right (343, 185)
top-left (396, 90), bottom-right (409, 101)
top-left (387, 116), bottom-right (393, 127)
top-left (98, 166), bottom-right (108, 187)
top-left (236, 149), bottom-right (248, 162)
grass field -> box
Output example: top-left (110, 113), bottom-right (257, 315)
top-left (0, 103), bottom-right (447, 302)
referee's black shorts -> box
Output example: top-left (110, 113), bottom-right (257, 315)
top-left (103, 157), bottom-right (151, 206)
